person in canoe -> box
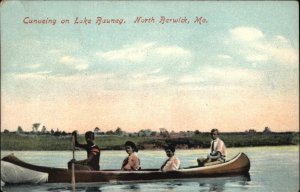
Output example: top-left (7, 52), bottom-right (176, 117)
top-left (197, 128), bottom-right (227, 167)
top-left (160, 144), bottom-right (180, 171)
top-left (121, 141), bottom-right (141, 171)
top-left (68, 131), bottom-right (101, 171)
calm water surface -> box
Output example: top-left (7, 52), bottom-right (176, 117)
top-left (1, 146), bottom-right (299, 192)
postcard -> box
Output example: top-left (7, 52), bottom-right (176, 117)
top-left (1, 1), bottom-right (299, 191)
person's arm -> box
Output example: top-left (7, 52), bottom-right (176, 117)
top-left (122, 154), bottom-right (140, 171)
top-left (130, 155), bottom-right (140, 170)
top-left (72, 131), bottom-right (88, 149)
top-left (74, 159), bottom-right (88, 165)
top-left (122, 157), bottom-right (132, 170)
top-left (209, 151), bottom-right (221, 160)
top-left (171, 158), bottom-right (180, 170)
top-left (121, 157), bottom-right (129, 169)
top-left (216, 140), bottom-right (226, 157)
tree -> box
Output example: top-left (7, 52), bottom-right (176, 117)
top-left (246, 129), bottom-right (256, 133)
top-left (94, 127), bottom-right (100, 134)
top-left (263, 127), bottom-right (272, 133)
top-left (32, 123), bottom-right (41, 133)
top-left (159, 128), bottom-right (169, 138)
top-left (106, 130), bottom-right (114, 135)
top-left (115, 127), bottom-right (123, 135)
top-left (41, 126), bottom-right (47, 134)
top-left (138, 129), bottom-right (152, 137)
top-left (54, 129), bottom-right (61, 136)
top-left (17, 126), bottom-right (23, 133)
top-left (3, 129), bottom-right (10, 133)
top-left (50, 129), bottom-right (55, 135)
top-left (150, 131), bottom-right (157, 137)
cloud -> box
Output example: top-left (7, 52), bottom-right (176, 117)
top-left (274, 35), bottom-right (289, 43)
top-left (227, 26), bottom-right (298, 66)
top-left (76, 73), bottom-right (115, 81)
top-left (229, 27), bottom-right (264, 42)
top-left (12, 71), bottom-right (52, 79)
top-left (245, 54), bottom-right (269, 62)
top-left (26, 63), bottom-right (41, 69)
top-left (49, 49), bottom-right (61, 54)
top-left (10, 69), bottom-right (169, 92)
top-left (154, 45), bottom-right (191, 57)
top-left (217, 54), bottom-right (232, 60)
top-left (149, 68), bottom-right (162, 74)
top-left (96, 42), bottom-right (155, 63)
top-left (178, 75), bottom-right (204, 83)
top-left (132, 74), bottom-right (169, 86)
top-left (178, 66), bottom-right (262, 87)
top-left (96, 42), bottom-right (191, 64)
top-left (204, 67), bottom-right (262, 82)
top-left (59, 55), bottom-right (88, 71)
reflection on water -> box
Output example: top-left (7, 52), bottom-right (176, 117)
top-left (85, 187), bottom-right (102, 192)
top-left (198, 174), bottom-right (251, 192)
top-left (2, 174), bottom-right (251, 192)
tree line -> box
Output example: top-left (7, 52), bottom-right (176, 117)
top-left (1, 123), bottom-right (287, 138)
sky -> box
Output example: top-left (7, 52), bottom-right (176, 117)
top-left (1, 1), bottom-right (299, 133)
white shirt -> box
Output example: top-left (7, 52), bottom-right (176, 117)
top-left (210, 138), bottom-right (227, 157)
top-left (162, 155), bottom-right (180, 172)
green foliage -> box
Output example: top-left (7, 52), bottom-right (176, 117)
top-left (1, 132), bottom-right (299, 151)
top-left (1, 133), bottom-right (72, 150)
top-left (290, 132), bottom-right (300, 144)
top-left (95, 136), bottom-right (154, 149)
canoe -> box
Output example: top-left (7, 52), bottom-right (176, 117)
top-left (1, 152), bottom-right (250, 183)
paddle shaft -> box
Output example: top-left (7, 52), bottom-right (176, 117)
top-left (72, 134), bottom-right (76, 191)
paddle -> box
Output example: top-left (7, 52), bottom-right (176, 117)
top-left (71, 133), bottom-right (76, 191)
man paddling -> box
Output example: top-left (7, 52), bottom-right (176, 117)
top-left (197, 128), bottom-right (227, 167)
top-left (68, 131), bottom-right (101, 171)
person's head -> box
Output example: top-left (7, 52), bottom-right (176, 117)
top-left (210, 128), bottom-right (220, 140)
top-left (124, 141), bottom-right (138, 155)
top-left (85, 131), bottom-right (95, 144)
top-left (164, 144), bottom-right (175, 158)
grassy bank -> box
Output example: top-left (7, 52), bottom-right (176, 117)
top-left (1, 132), bottom-right (299, 151)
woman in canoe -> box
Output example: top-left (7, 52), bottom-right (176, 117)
top-left (121, 141), bottom-right (141, 171)
top-left (68, 131), bottom-right (101, 170)
top-left (197, 128), bottom-right (227, 167)
top-left (160, 144), bottom-right (180, 171)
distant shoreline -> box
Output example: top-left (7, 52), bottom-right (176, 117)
top-left (1, 131), bottom-right (299, 151)
top-left (1, 145), bottom-right (298, 152)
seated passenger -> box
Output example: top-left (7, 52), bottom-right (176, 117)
top-left (68, 131), bottom-right (100, 171)
top-left (197, 128), bottom-right (227, 167)
top-left (161, 145), bottom-right (180, 172)
top-left (121, 141), bottom-right (141, 171)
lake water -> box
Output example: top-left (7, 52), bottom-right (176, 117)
top-left (1, 146), bottom-right (299, 192)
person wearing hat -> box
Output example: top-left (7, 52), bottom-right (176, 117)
top-left (197, 128), bottom-right (227, 167)
top-left (121, 141), bottom-right (141, 171)
top-left (160, 144), bottom-right (180, 172)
